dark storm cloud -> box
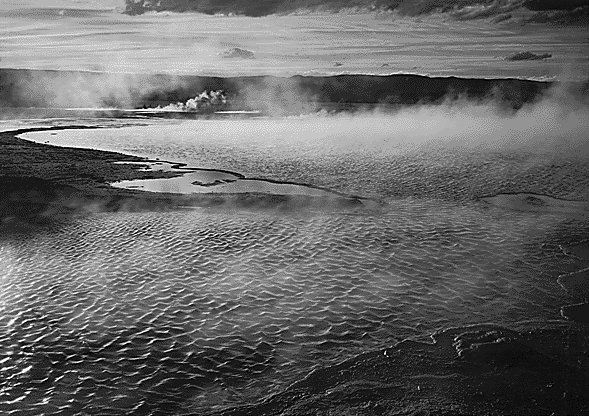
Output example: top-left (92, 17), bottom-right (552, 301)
top-left (123, 0), bottom-right (588, 24)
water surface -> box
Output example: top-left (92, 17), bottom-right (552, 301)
top-left (2, 118), bottom-right (588, 414)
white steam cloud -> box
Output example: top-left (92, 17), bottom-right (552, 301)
top-left (156, 90), bottom-right (228, 112)
top-left (232, 84), bottom-right (589, 159)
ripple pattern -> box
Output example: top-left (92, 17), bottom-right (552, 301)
top-left (1, 200), bottom-right (586, 414)
top-left (7, 121), bottom-right (589, 413)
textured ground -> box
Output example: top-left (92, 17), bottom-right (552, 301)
top-left (210, 324), bottom-right (589, 416)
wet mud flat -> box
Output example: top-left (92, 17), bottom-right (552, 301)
top-left (214, 324), bottom-right (589, 416)
top-left (557, 239), bottom-right (589, 324)
top-left (2, 124), bottom-right (589, 415)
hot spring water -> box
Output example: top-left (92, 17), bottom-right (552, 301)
top-left (1, 118), bottom-right (588, 414)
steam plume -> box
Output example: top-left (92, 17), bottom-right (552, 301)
top-left (156, 90), bottom-right (227, 112)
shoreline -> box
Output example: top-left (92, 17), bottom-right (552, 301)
top-left (0, 127), bottom-right (370, 231)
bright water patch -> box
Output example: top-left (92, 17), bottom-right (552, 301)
top-left (110, 160), bottom-right (340, 196)
top-left (111, 175), bottom-right (337, 196)
top-left (0, 201), bottom-right (582, 414)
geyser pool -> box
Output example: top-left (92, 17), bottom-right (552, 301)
top-left (3, 110), bottom-right (589, 414)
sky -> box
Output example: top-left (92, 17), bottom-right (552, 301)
top-left (0, 0), bottom-right (587, 79)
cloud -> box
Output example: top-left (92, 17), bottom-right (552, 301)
top-left (122, 0), bottom-right (588, 25)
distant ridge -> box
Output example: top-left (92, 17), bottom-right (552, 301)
top-left (0, 68), bottom-right (561, 113)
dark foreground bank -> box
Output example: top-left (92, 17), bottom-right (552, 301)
top-left (0, 127), bottom-right (367, 231)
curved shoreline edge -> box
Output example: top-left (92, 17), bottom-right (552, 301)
top-left (15, 126), bottom-right (376, 202)
top-left (108, 156), bottom-right (370, 200)
top-left (0, 126), bottom-right (372, 231)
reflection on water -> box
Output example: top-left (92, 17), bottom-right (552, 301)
top-left (0, 200), bottom-right (583, 414)
top-left (111, 159), bottom-right (343, 196)
top-left (112, 175), bottom-right (339, 196)
top-left (111, 170), bottom-right (337, 197)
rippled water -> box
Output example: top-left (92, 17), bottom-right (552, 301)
top-left (3, 119), bottom-right (589, 414)
top-left (21, 115), bottom-right (589, 202)
top-left (1, 202), bottom-right (585, 414)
